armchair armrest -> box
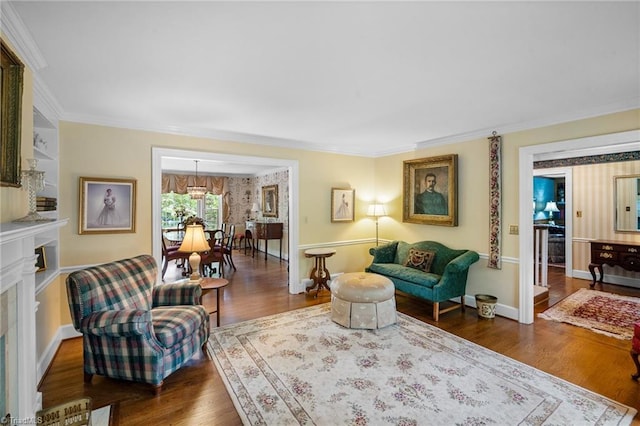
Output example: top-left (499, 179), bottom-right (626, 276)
top-left (368, 241), bottom-right (398, 263)
top-left (152, 282), bottom-right (202, 307)
top-left (80, 310), bottom-right (152, 337)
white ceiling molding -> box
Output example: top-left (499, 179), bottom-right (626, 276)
top-left (34, 74), bottom-right (64, 121)
top-left (0, 2), bottom-right (47, 71)
top-left (416, 96), bottom-right (640, 151)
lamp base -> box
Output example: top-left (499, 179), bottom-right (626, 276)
top-left (188, 252), bottom-right (202, 281)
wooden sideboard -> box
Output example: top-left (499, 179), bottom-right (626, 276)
top-left (588, 240), bottom-right (640, 287)
top-left (246, 221), bottom-right (283, 261)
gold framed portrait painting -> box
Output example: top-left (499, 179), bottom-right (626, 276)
top-left (403, 154), bottom-right (458, 226)
top-left (261, 184), bottom-right (278, 218)
top-left (79, 177), bottom-right (137, 234)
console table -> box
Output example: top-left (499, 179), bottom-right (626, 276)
top-left (246, 221), bottom-right (283, 261)
top-left (588, 240), bottom-right (640, 287)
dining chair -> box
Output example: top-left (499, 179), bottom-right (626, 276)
top-left (222, 224), bottom-right (236, 270)
top-left (201, 231), bottom-right (225, 277)
top-left (161, 236), bottom-right (190, 280)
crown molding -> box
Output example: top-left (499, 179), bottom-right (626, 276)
top-left (34, 75), bottom-right (64, 121)
top-left (61, 111), bottom-right (414, 157)
top-left (0, 2), bottom-right (47, 72)
top-left (416, 96), bottom-right (640, 150)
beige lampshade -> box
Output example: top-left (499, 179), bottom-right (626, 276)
top-left (178, 225), bottom-right (209, 281)
top-left (367, 204), bottom-right (387, 217)
top-left (178, 225), bottom-right (210, 253)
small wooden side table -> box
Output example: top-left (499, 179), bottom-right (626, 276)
top-left (304, 248), bottom-right (336, 297)
top-left (199, 277), bottom-right (229, 327)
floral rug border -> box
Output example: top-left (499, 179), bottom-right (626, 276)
top-left (209, 303), bottom-right (635, 425)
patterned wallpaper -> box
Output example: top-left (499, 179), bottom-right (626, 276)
top-left (570, 160), bottom-right (640, 279)
top-left (226, 170), bottom-right (289, 256)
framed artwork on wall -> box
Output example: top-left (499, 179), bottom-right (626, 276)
top-left (261, 184), bottom-right (278, 218)
top-left (79, 177), bottom-right (137, 234)
top-left (0, 39), bottom-right (25, 187)
top-left (331, 188), bottom-right (355, 222)
top-left (403, 154), bottom-right (458, 226)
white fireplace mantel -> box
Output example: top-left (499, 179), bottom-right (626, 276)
top-left (0, 218), bottom-right (67, 420)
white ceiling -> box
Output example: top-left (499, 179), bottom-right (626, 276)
top-left (5, 1), bottom-right (640, 167)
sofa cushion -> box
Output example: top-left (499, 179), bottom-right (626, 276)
top-left (395, 241), bottom-right (466, 275)
top-left (404, 248), bottom-right (436, 273)
top-left (152, 305), bottom-right (208, 348)
top-left (366, 263), bottom-right (440, 288)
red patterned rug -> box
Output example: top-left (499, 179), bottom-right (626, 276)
top-left (538, 288), bottom-right (640, 339)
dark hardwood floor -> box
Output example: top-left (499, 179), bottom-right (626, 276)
top-left (40, 251), bottom-right (640, 425)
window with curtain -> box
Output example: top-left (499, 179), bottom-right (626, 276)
top-left (161, 192), bottom-right (221, 230)
top-left (161, 173), bottom-right (228, 230)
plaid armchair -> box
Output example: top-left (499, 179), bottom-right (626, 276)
top-left (66, 254), bottom-right (209, 394)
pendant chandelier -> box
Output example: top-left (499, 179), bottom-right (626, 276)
top-left (187, 160), bottom-right (207, 200)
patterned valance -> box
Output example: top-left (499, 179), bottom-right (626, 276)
top-left (162, 174), bottom-right (226, 195)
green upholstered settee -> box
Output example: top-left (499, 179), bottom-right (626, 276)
top-left (365, 241), bottom-right (479, 321)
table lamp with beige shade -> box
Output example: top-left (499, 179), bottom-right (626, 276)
top-left (178, 224), bottom-right (210, 281)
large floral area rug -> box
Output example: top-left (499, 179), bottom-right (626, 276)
top-left (538, 288), bottom-right (640, 340)
top-left (208, 304), bottom-right (636, 425)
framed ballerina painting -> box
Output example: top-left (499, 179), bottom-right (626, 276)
top-left (331, 188), bottom-right (355, 222)
top-left (79, 177), bottom-right (137, 234)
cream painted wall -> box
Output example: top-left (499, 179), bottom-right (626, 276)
top-left (59, 122), bottom-right (377, 267)
top-left (374, 109), bottom-right (640, 308)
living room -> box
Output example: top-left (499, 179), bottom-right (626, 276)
top-left (1, 1), bottom-right (639, 424)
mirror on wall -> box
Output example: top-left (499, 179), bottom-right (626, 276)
top-left (614, 174), bottom-right (640, 232)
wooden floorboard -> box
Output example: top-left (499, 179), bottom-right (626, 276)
top-left (40, 253), bottom-right (640, 424)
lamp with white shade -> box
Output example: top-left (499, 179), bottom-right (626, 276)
top-left (544, 201), bottom-right (560, 224)
top-left (367, 203), bottom-right (387, 246)
top-left (251, 202), bottom-right (260, 220)
top-left (178, 224), bottom-right (210, 281)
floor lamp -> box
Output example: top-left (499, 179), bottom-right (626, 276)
top-left (367, 203), bottom-right (387, 246)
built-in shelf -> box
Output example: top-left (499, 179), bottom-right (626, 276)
top-left (0, 218), bottom-right (68, 419)
top-left (33, 145), bottom-right (54, 161)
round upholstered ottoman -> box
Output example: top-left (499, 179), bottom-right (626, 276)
top-left (330, 272), bottom-right (397, 329)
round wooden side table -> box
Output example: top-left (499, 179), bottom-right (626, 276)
top-left (304, 248), bottom-right (336, 297)
top-left (199, 277), bottom-right (229, 327)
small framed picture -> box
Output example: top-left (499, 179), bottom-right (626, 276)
top-left (261, 184), bottom-right (278, 218)
top-left (79, 177), bottom-right (137, 234)
top-left (331, 188), bottom-right (355, 222)
top-left (403, 154), bottom-right (458, 226)
top-left (35, 246), bottom-right (47, 272)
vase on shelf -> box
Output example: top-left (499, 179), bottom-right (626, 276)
top-left (14, 159), bottom-right (54, 222)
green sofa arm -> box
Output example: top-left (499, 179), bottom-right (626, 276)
top-left (369, 241), bottom-right (399, 263)
top-left (435, 250), bottom-right (480, 299)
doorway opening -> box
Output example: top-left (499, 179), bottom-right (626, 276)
top-left (518, 130), bottom-right (640, 324)
top-left (151, 147), bottom-right (301, 294)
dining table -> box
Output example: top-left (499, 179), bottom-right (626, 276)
top-left (164, 230), bottom-right (185, 245)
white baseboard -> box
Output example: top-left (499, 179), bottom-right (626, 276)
top-left (573, 269), bottom-right (640, 289)
top-left (37, 324), bottom-right (81, 385)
